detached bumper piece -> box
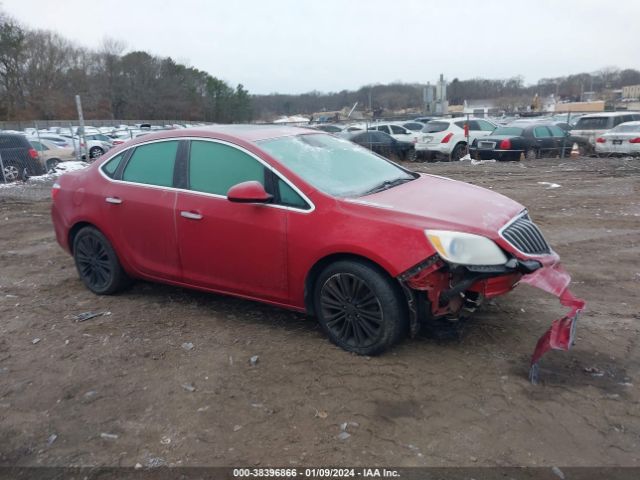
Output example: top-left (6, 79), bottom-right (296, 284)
top-left (399, 256), bottom-right (585, 384)
top-left (521, 262), bottom-right (585, 384)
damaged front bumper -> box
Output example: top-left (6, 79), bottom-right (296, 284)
top-left (397, 252), bottom-right (585, 384)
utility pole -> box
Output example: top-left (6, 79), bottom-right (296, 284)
top-left (75, 95), bottom-right (88, 161)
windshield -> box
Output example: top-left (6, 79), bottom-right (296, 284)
top-left (493, 127), bottom-right (524, 136)
top-left (421, 121), bottom-right (449, 133)
top-left (258, 133), bottom-right (416, 197)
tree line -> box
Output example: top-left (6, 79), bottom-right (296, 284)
top-left (0, 10), bottom-right (252, 122)
top-left (253, 68), bottom-right (640, 119)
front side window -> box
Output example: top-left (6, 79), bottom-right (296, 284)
top-left (533, 127), bottom-right (551, 138)
top-left (259, 133), bottom-right (415, 197)
top-left (189, 140), bottom-right (265, 196)
top-left (389, 125), bottom-right (405, 134)
top-left (548, 125), bottom-right (566, 137)
top-left (122, 141), bottom-right (178, 187)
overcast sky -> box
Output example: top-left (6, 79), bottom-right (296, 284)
top-left (2, 0), bottom-right (639, 94)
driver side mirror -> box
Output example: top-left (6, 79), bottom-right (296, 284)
top-left (227, 181), bottom-right (273, 204)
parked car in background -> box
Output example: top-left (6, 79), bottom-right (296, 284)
top-left (32, 133), bottom-right (77, 149)
top-left (346, 130), bottom-right (417, 161)
top-left (415, 118), bottom-right (497, 161)
top-left (402, 121), bottom-right (426, 132)
top-left (571, 112), bottom-right (640, 154)
top-left (29, 139), bottom-right (76, 171)
top-left (368, 123), bottom-right (419, 143)
top-left (60, 133), bottom-right (112, 160)
top-left (0, 133), bottom-right (44, 181)
top-left (469, 123), bottom-right (573, 161)
top-left (313, 124), bottom-right (347, 134)
top-left (595, 121), bottom-right (640, 157)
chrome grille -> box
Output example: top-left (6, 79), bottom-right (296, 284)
top-left (501, 214), bottom-right (551, 255)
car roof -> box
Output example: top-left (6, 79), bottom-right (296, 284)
top-left (104, 124), bottom-right (319, 150)
top-left (579, 112), bottom-right (639, 118)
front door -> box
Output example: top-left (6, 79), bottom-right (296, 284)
top-left (176, 140), bottom-right (289, 302)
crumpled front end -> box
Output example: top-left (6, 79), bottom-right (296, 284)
top-left (397, 211), bottom-right (585, 383)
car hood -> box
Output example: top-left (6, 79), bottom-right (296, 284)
top-left (345, 173), bottom-right (524, 239)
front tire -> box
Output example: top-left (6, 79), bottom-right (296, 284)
top-left (405, 148), bottom-right (417, 162)
top-left (73, 226), bottom-right (131, 295)
top-left (314, 260), bottom-right (407, 355)
top-left (89, 146), bottom-right (104, 160)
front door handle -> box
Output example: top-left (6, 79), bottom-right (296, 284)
top-left (180, 211), bottom-right (203, 220)
top-left (105, 197), bottom-right (122, 204)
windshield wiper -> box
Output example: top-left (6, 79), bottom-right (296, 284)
top-left (363, 177), bottom-right (413, 195)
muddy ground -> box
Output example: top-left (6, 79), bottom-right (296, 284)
top-left (0, 156), bottom-right (638, 468)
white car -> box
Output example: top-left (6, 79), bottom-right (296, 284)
top-left (571, 112), bottom-right (640, 154)
top-left (415, 118), bottom-right (497, 161)
top-left (595, 121), bottom-right (640, 157)
top-left (368, 123), bottom-right (419, 143)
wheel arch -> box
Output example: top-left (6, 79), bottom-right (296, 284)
top-left (303, 252), bottom-right (400, 316)
top-left (68, 221), bottom-right (95, 253)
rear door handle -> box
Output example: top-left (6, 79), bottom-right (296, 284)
top-left (180, 211), bottom-right (203, 220)
top-left (105, 197), bottom-right (122, 204)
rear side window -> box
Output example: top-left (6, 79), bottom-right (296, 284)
top-left (0, 135), bottom-right (29, 149)
top-left (122, 141), bottom-right (178, 187)
top-left (101, 153), bottom-right (125, 178)
top-left (574, 117), bottom-right (609, 130)
top-left (189, 140), bottom-right (265, 196)
top-left (422, 121), bottom-right (449, 133)
top-left (376, 125), bottom-right (390, 134)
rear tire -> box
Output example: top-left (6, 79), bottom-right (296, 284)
top-left (46, 158), bottom-right (60, 172)
top-left (406, 148), bottom-right (417, 162)
top-left (73, 226), bottom-right (131, 295)
top-left (450, 143), bottom-right (467, 161)
top-left (1, 162), bottom-right (22, 183)
top-left (314, 260), bottom-right (407, 355)
top-left (525, 148), bottom-right (538, 160)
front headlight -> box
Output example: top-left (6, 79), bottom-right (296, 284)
top-left (425, 230), bottom-right (508, 266)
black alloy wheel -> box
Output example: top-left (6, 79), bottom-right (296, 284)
top-left (73, 226), bottom-right (131, 294)
top-left (314, 260), bottom-right (407, 355)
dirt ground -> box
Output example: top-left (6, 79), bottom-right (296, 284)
top-left (0, 156), bottom-right (638, 468)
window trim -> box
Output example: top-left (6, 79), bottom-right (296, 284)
top-left (98, 136), bottom-right (315, 214)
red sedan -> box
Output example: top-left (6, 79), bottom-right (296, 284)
top-left (51, 126), bottom-right (584, 380)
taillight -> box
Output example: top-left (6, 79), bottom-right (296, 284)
top-left (629, 137), bottom-right (640, 144)
top-left (596, 137), bottom-right (606, 143)
top-left (441, 132), bottom-right (453, 143)
top-left (28, 148), bottom-right (39, 158)
top-left (499, 139), bottom-right (511, 149)
top-left (51, 182), bottom-right (61, 200)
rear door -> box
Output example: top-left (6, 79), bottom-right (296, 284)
top-left (101, 140), bottom-right (181, 280)
top-left (548, 125), bottom-right (569, 155)
top-left (533, 126), bottom-right (555, 155)
top-left (175, 139), bottom-right (289, 302)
